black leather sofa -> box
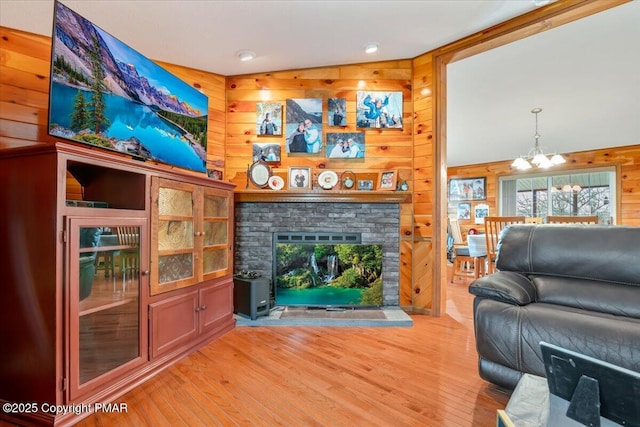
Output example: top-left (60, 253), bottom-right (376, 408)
top-left (468, 224), bottom-right (640, 389)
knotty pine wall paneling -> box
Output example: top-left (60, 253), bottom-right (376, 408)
top-left (411, 52), bottom-right (437, 313)
top-left (226, 62), bottom-right (420, 311)
top-left (448, 144), bottom-right (640, 229)
top-left (0, 27), bottom-right (227, 177)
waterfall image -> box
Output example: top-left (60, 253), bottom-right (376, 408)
top-left (326, 254), bottom-right (338, 282)
top-left (275, 243), bottom-right (383, 307)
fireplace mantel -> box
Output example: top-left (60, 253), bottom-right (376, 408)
top-left (234, 190), bottom-right (411, 204)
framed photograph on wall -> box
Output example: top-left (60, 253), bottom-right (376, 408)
top-left (288, 167), bottom-right (311, 189)
top-left (325, 133), bottom-right (364, 158)
top-left (253, 142), bottom-right (281, 163)
top-left (286, 98), bottom-right (322, 154)
top-left (457, 203), bottom-right (471, 220)
top-left (474, 203), bottom-right (489, 224)
top-left (377, 170), bottom-right (397, 191)
top-left (356, 91), bottom-right (403, 129)
top-left (448, 177), bottom-right (486, 201)
top-left (328, 98), bottom-right (346, 127)
top-left (256, 102), bottom-right (282, 136)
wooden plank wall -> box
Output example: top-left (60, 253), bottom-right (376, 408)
top-left (225, 63), bottom-right (420, 310)
top-left (448, 144), bottom-right (640, 234)
top-left (3, 0), bottom-right (634, 316)
top-left (0, 29), bottom-right (428, 311)
top-left (0, 26), bottom-right (227, 177)
top-left (411, 53), bottom-right (436, 313)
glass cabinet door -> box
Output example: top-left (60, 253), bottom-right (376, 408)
top-left (67, 217), bottom-right (147, 401)
top-left (202, 188), bottom-right (231, 280)
top-left (151, 178), bottom-right (232, 295)
top-left (151, 180), bottom-right (196, 295)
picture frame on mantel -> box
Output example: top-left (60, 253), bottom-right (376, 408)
top-left (288, 167), bottom-right (311, 190)
top-left (377, 170), bottom-right (397, 191)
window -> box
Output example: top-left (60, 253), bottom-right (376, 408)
top-left (499, 168), bottom-right (615, 224)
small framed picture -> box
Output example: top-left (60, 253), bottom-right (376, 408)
top-left (253, 142), bottom-right (281, 163)
top-left (328, 98), bottom-right (347, 127)
top-left (358, 180), bottom-right (374, 191)
top-left (377, 170), bottom-right (397, 191)
top-left (457, 203), bottom-right (471, 220)
top-left (474, 203), bottom-right (489, 224)
top-left (256, 102), bottom-right (282, 136)
top-left (207, 169), bottom-right (223, 180)
top-left (288, 167), bottom-right (311, 189)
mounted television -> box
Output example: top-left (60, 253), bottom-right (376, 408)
top-left (541, 341), bottom-right (640, 427)
top-left (48, 1), bottom-right (208, 173)
top-left (273, 233), bottom-right (382, 307)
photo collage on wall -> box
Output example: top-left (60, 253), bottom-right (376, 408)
top-left (253, 92), bottom-right (403, 162)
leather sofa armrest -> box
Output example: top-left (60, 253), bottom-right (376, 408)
top-left (469, 271), bottom-right (536, 306)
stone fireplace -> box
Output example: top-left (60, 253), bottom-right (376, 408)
top-left (234, 202), bottom-right (400, 306)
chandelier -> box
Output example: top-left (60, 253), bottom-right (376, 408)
top-left (511, 108), bottom-right (566, 170)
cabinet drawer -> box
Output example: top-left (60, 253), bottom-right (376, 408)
top-left (149, 291), bottom-right (199, 359)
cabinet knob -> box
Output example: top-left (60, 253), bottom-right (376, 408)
top-left (195, 307), bottom-right (200, 312)
top-left (200, 305), bottom-right (207, 311)
top-left (141, 270), bottom-right (150, 276)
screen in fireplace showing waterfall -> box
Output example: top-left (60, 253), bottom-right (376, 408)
top-left (274, 236), bottom-right (382, 307)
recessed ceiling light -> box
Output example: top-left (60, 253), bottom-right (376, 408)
top-left (237, 50), bottom-right (256, 62)
top-left (364, 43), bottom-right (379, 54)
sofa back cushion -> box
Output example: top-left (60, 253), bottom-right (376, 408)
top-left (496, 224), bottom-right (640, 286)
top-left (532, 276), bottom-right (640, 319)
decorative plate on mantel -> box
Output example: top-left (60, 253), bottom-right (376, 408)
top-left (268, 175), bottom-right (285, 191)
top-left (318, 170), bottom-right (339, 190)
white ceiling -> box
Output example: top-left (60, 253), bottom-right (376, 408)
top-left (447, 1), bottom-right (640, 167)
top-left (1, 0), bottom-right (638, 166)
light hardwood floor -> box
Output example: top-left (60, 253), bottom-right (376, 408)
top-left (75, 272), bottom-right (508, 427)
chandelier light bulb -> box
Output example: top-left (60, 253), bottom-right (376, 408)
top-left (512, 107), bottom-right (563, 170)
top-left (538, 157), bottom-right (554, 169)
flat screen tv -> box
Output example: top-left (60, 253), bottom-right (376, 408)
top-left (273, 233), bottom-right (382, 307)
top-left (541, 341), bottom-right (640, 427)
top-left (48, 1), bottom-right (208, 173)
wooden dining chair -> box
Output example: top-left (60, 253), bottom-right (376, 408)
top-left (547, 215), bottom-right (599, 224)
top-left (484, 216), bottom-right (526, 274)
top-left (525, 217), bottom-right (544, 224)
top-left (448, 218), bottom-right (475, 283)
top-left (116, 226), bottom-right (140, 289)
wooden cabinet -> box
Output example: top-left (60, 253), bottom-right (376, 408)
top-left (0, 142), bottom-right (235, 426)
top-left (148, 177), bottom-right (235, 359)
top-left (150, 177), bottom-right (232, 295)
top-left (66, 216), bottom-right (148, 401)
top-left (149, 278), bottom-right (233, 359)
